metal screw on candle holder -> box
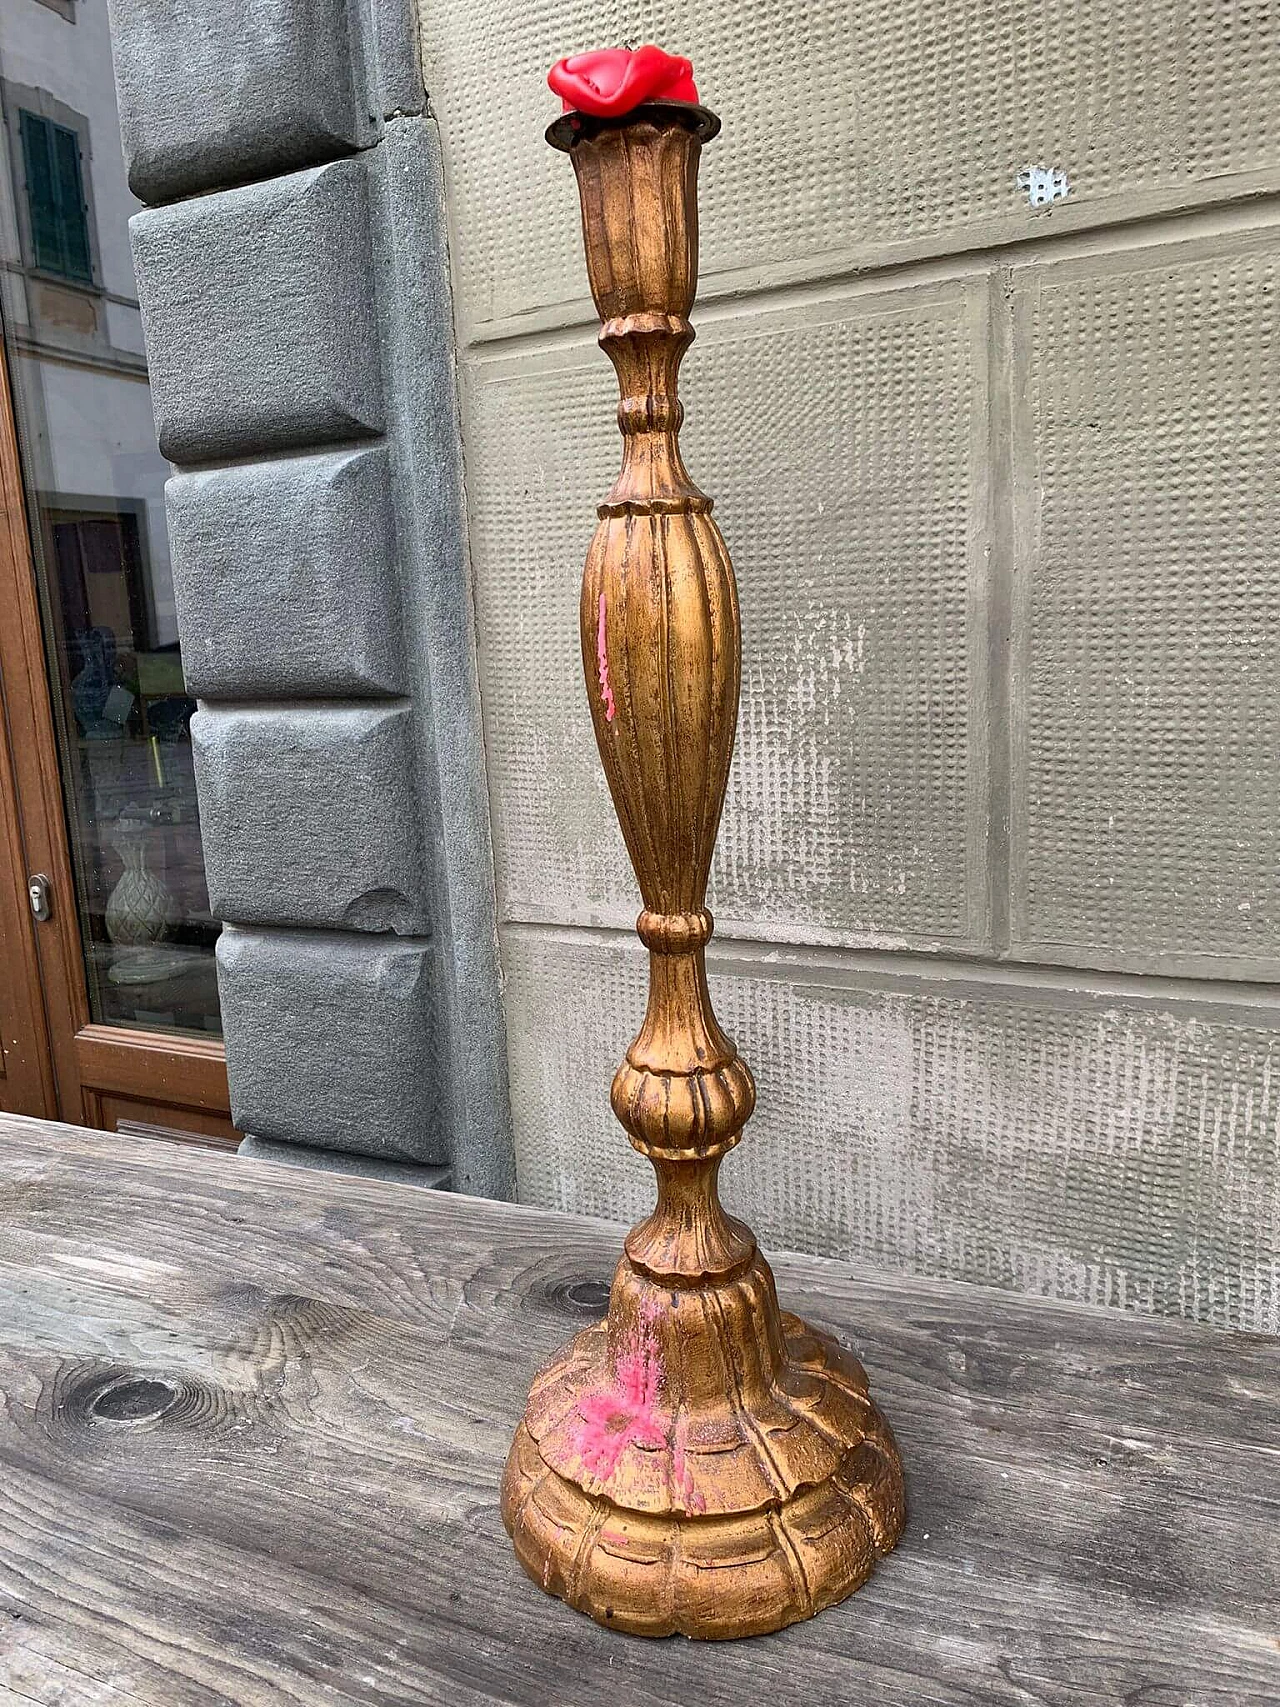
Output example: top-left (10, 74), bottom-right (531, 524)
top-left (501, 94), bottom-right (906, 1640)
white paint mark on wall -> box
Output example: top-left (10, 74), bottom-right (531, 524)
top-left (1017, 164), bottom-right (1070, 208)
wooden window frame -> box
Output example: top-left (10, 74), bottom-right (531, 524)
top-left (0, 332), bottom-right (232, 1131)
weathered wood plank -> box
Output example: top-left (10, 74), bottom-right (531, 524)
top-left (0, 1114), bottom-right (1276, 1706)
top-left (0, 1600), bottom-right (153, 1707)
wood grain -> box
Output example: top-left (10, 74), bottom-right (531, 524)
top-left (0, 1112), bottom-right (1275, 1704)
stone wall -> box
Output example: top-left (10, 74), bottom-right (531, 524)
top-left (109, 0), bottom-right (513, 1195)
top-left (417, 2), bottom-right (1280, 1328)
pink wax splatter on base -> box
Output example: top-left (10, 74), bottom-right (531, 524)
top-left (596, 591), bottom-right (617, 723)
top-left (573, 1303), bottom-right (664, 1479)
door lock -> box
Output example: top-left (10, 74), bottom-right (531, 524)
top-left (27, 873), bottom-right (51, 922)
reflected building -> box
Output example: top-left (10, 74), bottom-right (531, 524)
top-left (0, 0), bottom-right (220, 1036)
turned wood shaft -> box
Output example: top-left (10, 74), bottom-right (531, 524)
top-left (567, 110), bottom-right (754, 1282)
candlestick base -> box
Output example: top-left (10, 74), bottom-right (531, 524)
top-left (502, 1249), bottom-right (904, 1640)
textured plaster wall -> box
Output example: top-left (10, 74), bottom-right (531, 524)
top-left (418, 2), bottom-right (1280, 1331)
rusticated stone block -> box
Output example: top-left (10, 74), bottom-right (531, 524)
top-left (131, 160), bottom-right (383, 464)
top-left (237, 1134), bottom-right (449, 1187)
top-left (167, 448), bottom-right (404, 700)
top-left (365, 116), bottom-right (516, 1200)
top-left (191, 703), bottom-right (428, 934)
top-left (369, 0), bottom-right (426, 118)
top-left (107, 0), bottom-right (374, 204)
top-left (218, 926), bottom-right (446, 1161)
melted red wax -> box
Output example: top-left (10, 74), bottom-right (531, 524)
top-left (548, 45), bottom-right (698, 117)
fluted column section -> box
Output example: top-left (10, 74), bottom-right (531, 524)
top-left (567, 113), bottom-right (755, 1289)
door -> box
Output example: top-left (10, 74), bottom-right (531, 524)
top-left (0, 483), bottom-right (53, 1118)
top-left (0, 4), bottom-right (234, 1147)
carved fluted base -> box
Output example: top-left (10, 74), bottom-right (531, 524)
top-left (502, 1255), bottom-right (905, 1640)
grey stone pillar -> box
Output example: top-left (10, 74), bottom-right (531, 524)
top-left (108, 0), bottom-right (514, 1198)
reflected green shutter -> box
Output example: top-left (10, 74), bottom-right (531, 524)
top-left (19, 109), bottom-right (92, 284)
top-left (20, 110), bottom-right (59, 272)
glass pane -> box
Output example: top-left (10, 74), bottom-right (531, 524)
top-left (0, 3), bottom-right (221, 1038)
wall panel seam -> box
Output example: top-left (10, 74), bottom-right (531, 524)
top-left (498, 922), bottom-right (1280, 1012)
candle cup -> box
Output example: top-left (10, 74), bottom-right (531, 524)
top-left (502, 98), bottom-right (905, 1641)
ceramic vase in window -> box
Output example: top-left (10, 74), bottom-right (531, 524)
top-left (104, 806), bottom-right (184, 985)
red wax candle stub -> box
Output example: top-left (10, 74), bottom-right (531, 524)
top-left (548, 45), bottom-right (698, 116)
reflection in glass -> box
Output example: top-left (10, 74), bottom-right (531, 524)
top-left (0, 0), bottom-right (220, 1036)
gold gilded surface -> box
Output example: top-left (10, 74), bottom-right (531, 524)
top-left (502, 102), bottom-right (906, 1639)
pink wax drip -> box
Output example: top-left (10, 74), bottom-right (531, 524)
top-left (596, 591), bottom-right (617, 723)
top-left (573, 1302), bottom-right (664, 1479)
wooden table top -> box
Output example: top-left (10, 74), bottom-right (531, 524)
top-left (0, 1112), bottom-right (1276, 1706)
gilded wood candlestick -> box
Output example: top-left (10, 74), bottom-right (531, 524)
top-left (502, 95), bottom-right (906, 1640)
